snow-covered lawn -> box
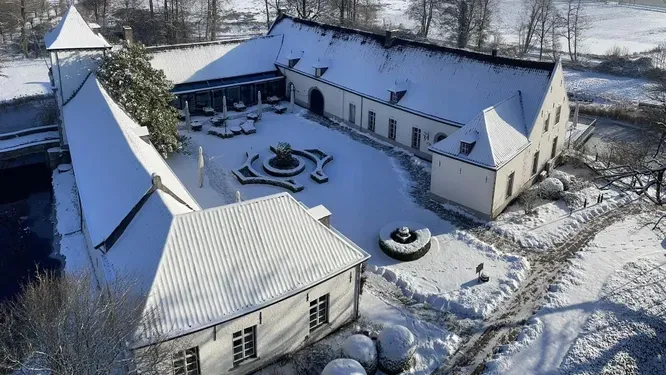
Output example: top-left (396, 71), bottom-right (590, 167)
top-left (0, 58), bottom-right (52, 103)
top-left (484, 215), bottom-right (666, 374)
top-left (168, 110), bottom-right (528, 319)
top-left (52, 165), bottom-right (91, 274)
top-left (492, 165), bottom-right (636, 250)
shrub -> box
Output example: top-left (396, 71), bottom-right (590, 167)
top-left (520, 188), bottom-right (540, 214)
top-left (342, 335), bottom-right (377, 374)
top-left (539, 178), bottom-right (564, 200)
top-left (275, 142), bottom-right (294, 168)
top-left (377, 325), bottom-right (415, 374)
top-left (550, 170), bottom-right (572, 190)
top-left (321, 359), bottom-right (367, 375)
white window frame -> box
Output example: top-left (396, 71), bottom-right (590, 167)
top-left (349, 103), bottom-right (356, 124)
top-left (172, 347), bottom-right (200, 375)
top-left (555, 105), bottom-right (562, 124)
top-left (544, 112), bottom-right (550, 132)
top-left (390, 91), bottom-right (398, 103)
top-left (506, 172), bottom-right (515, 198)
top-left (309, 294), bottom-right (329, 332)
top-left (411, 127), bottom-right (421, 149)
top-left (532, 150), bottom-right (540, 176)
top-left (368, 110), bottom-right (376, 132)
top-left (388, 118), bottom-right (397, 140)
top-left (232, 326), bottom-right (257, 366)
top-left (459, 142), bottom-right (472, 155)
top-left (551, 136), bottom-right (558, 158)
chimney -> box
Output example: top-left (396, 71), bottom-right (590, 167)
top-left (491, 48), bottom-right (498, 57)
top-left (384, 30), bottom-right (394, 48)
top-left (308, 205), bottom-right (332, 228)
top-left (123, 26), bottom-right (133, 44)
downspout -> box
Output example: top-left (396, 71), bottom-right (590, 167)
top-left (353, 264), bottom-right (361, 320)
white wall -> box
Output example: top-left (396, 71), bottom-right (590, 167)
top-left (139, 265), bottom-right (360, 374)
top-left (282, 68), bottom-right (459, 160)
top-left (430, 153), bottom-right (496, 216)
top-left (491, 62), bottom-right (570, 216)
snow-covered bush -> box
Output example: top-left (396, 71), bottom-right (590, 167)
top-left (378, 222), bottom-right (431, 261)
top-left (539, 178), bottom-right (564, 200)
top-left (519, 188), bottom-right (540, 214)
top-left (342, 335), bottom-right (377, 374)
top-left (550, 170), bottom-right (572, 190)
top-left (376, 325), bottom-right (415, 374)
top-left (321, 359), bottom-right (367, 375)
top-left (562, 191), bottom-right (584, 210)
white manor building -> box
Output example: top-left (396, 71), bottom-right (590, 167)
top-left (150, 14), bottom-right (569, 219)
top-left (46, 6), bottom-right (369, 375)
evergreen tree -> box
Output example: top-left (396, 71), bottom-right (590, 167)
top-left (97, 43), bottom-right (180, 157)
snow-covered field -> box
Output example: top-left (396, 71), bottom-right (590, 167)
top-left (226, 0), bottom-right (666, 55)
top-left (564, 69), bottom-right (658, 104)
top-left (168, 109), bottom-right (529, 320)
top-left (0, 58), bottom-right (52, 103)
top-left (484, 215), bottom-right (666, 374)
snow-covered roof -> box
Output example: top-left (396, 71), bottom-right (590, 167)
top-left (148, 35), bottom-right (283, 85)
top-left (106, 193), bottom-right (369, 343)
top-left (45, 6), bottom-right (110, 50)
top-left (269, 16), bottom-right (554, 130)
top-left (62, 76), bottom-right (200, 248)
top-left (429, 93), bottom-right (529, 169)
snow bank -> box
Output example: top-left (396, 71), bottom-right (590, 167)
top-left (0, 58), bottom-right (52, 103)
top-left (321, 359), bottom-right (367, 375)
top-left (341, 335), bottom-right (377, 374)
top-left (377, 325), bottom-right (415, 374)
top-left (52, 166), bottom-right (91, 273)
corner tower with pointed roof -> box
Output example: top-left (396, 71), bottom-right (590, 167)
top-left (45, 5), bottom-right (111, 145)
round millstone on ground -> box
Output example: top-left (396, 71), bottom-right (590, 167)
top-left (379, 221), bottom-right (432, 261)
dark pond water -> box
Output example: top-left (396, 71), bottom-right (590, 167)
top-left (0, 163), bottom-right (60, 302)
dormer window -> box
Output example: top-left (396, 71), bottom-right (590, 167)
top-left (459, 141), bottom-right (474, 155)
top-left (286, 50), bottom-right (303, 68)
top-left (288, 58), bottom-right (300, 68)
top-left (387, 78), bottom-right (409, 104)
top-left (313, 59), bottom-right (329, 78)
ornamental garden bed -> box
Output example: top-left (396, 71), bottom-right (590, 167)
top-left (379, 222), bottom-right (432, 261)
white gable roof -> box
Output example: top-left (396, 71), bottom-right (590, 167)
top-left (45, 6), bottom-right (110, 50)
top-left (149, 35), bottom-right (282, 85)
top-left (103, 193), bottom-right (369, 343)
top-left (270, 17), bottom-right (553, 131)
top-left (429, 93), bottom-right (529, 169)
top-left (63, 76), bottom-right (199, 248)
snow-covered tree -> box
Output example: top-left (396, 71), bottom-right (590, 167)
top-left (98, 42), bottom-right (181, 157)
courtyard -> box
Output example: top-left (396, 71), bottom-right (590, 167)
top-left (167, 108), bottom-right (529, 321)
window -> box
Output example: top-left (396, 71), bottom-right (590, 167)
top-left (390, 91), bottom-right (399, 103)
top-left (532, 151), bottom-right (540, 176)
top-left (349, 103), bottom-right (356, 124)
top-left (288, 58), bottom-right (300, 68)
top-left (506, 172), bottom-right (515, 198)
top-left (172, 347), bottom-right (200, 375)
top-left (232, 326), bottom-right (257, 366)
top-left (459, 141), bottom-right (473, 155)
top-left (551, 137), bottom-right (558, 158)
top-left (411, 127), bottom-right (421, 149)
top-left (544, 113), bottom-right (550, 132)
top-left (555, 105), bottom-right (562, 124)
top-left (388, 118), bottom-right (397, 140)
top-left (315, 67), bottom-right (327, 77)
top-left (368, 111), bottom-right (376, 132)
top-left (309, 294), bottom-right (329, 332)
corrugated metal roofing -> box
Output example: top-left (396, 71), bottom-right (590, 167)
top-left (63, 77), bottom-right (200, 248)
top-left (429, 93), bottom-right (530, 169)
top-left (45, 6), bottom-right (110, 50)
top-left (105, 193), bottom-right (369, 343)
top-left (149, 35), bottom-right (283, 85)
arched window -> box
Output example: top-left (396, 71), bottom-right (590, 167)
top-left (435, 133), bottom-right (447, 143)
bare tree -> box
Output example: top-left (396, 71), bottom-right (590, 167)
top-left (535, 0), bottom-right (556, 60)
top-left (407, 0), bottom-right (438, 37)
top-left (285, 0), bottom-right (327, 20)
top-left (0, 271), bottom-right (174, 375)
top-left (439, 0), bottom-right (477, 48)
top-left (517, 0), bottom-right (541, 56)
top-left (473, 0), bottom-right (494, 50)
top-left (561, 0), bottom-right (588, 62)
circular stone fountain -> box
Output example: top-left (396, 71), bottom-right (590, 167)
top-left (262, 154), bottom-right (306, 177)
top-left (379, 222), bottom-right (432, 261)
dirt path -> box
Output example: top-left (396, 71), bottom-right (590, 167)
top-left (435, 201), bottom-right (647, 375)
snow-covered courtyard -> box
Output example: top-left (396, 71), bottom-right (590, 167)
top-left (167, 109), bottom-right (529, 320)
